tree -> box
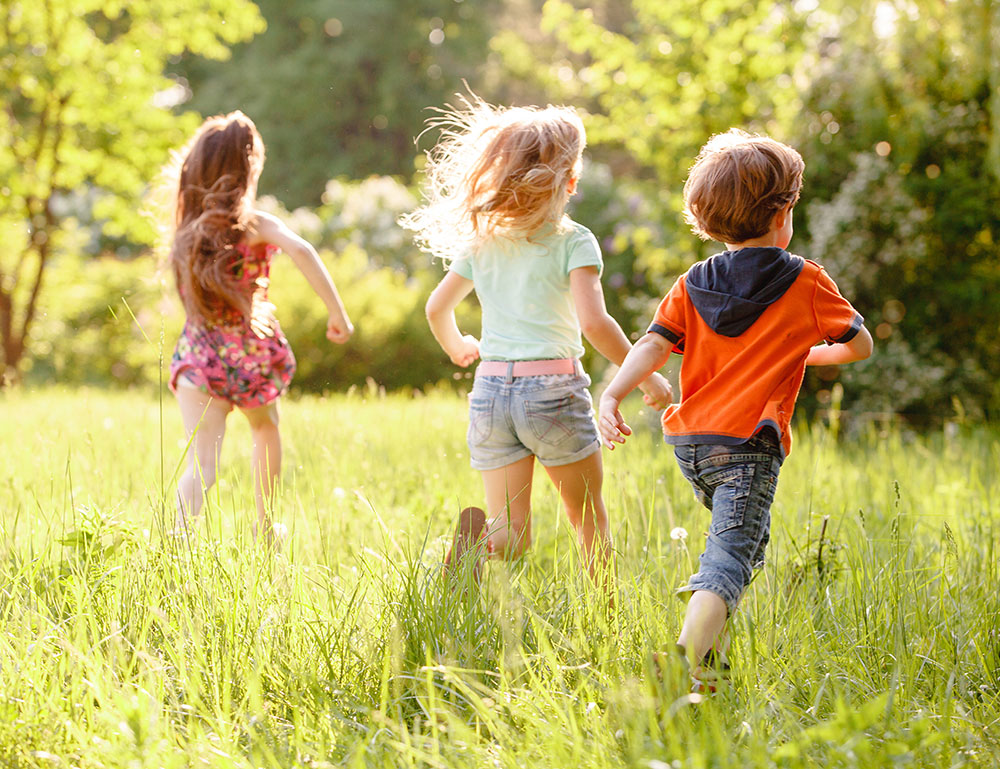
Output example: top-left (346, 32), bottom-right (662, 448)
top-left (498, 0), bottom-right (1000, 416)
top-left (172, 0), bottom-right (500, 208)
top-left (794, 0), bottom-right (1000, 417)
top-left (0, 0), bottom-right (263, 384)
top-left (489, 0), bottom-right (811, 285)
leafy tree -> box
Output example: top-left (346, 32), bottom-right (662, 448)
top-left (520, 0), bottom-right (806, 196)
top-left (499, 0), bottom-right (1000, 417)
top-left (796, 0), bottom-right (1000, 418)
top-left (0, 0), bottom-right (263, 384)
top-left (488, 0), bottom-right (814, 295)
top-left (172, 0), bottom-right (500, 208)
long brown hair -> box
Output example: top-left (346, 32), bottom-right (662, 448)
top-left (165, 111), bottom-right (265, 323)
top-left (400, 95), bottom-right (585, 262)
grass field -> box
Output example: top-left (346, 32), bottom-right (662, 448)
top-left (1, 385), bottom-right (998, 768)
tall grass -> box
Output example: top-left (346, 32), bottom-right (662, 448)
top-left (1, 386), bottom-right (998, 767)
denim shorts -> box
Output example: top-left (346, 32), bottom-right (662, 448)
top-left (673, 430), bottom-right (784, 613)
top-left (467, 370), bottom-right (601, 471)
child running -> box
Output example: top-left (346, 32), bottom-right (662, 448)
top-left (598, 129), bottom-right (873, 688)
top-left (401, 96), bottom-right (672, 584)
top-left (163, 111), bottom-right (353, 544)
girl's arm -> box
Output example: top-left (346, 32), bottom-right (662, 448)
top-left (806, 325), bottom-right (873, 366)
top-left (251, 211), bottom-right (353, 343)
top-left (597, 332), bottom-right (673, 448)
top-left (425, 271), bottom-right (479, 367)
top-left (570, 266), bottom-right (672, 409)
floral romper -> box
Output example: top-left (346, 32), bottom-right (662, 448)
top-left (169, 242), bottom-right (296, 408)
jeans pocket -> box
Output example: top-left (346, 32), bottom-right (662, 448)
top-left (467, 395), bottom-right (494, 445)
top-left (523, 388), bottom-right (577, 447)
top-left (702, 463), bottom-right (755, 535)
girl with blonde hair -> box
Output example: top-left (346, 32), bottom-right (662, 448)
top-left (402, 96), bottom-right (672, 583)
top-left (164, 111), bottom-right (353, 544)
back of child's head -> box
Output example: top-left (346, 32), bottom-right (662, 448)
top-left (165, 111), bottom-right (265, 323)
top-left (401, 94), bottom-right (585, 261)
top-left (683, 129), bottom-right (804, 244)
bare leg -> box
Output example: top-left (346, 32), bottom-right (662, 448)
top-left (175, 384), bottom-right (231, 526)
top-left (543, 449), bottom-right (613, 584)
top-left (676, 590), bottom-right (728, 666)
top-left (239, 399), bottom-right (282, 544)
top-left (481, 455), bottom-right (535, 559)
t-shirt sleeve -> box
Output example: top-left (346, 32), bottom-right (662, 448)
top-left (566, 228), bottom-right (603, 276)
top-left (449, 256), bottom-right (473, 280)
top-left (813, 268), bottom-right (864, 344)
top-left (647, 276), bottom-right (687, 352)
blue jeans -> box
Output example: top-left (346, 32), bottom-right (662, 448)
top-left (673, 431), bottom-right (783, 613)
top-left (467, 371), bottom-right (600, 471)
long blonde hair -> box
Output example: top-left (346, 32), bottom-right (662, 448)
top-left (162, 111), bottom-right (265, 323)
top-left (400, 95), bottom-right (586, 262)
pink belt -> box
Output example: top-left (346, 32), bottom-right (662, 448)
top-left (475, 358), bottom-right (579, 377)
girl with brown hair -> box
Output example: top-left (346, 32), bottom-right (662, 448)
top-left (164, 111), bottom-right (352, 544)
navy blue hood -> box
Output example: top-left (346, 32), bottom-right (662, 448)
top-left (686, 247), bottom-right (804, 337)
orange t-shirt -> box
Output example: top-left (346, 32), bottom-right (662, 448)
top-left (649, 250), bottom-right (862, 457)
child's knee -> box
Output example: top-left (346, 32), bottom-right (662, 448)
top-left (187, 458), bottom-right (218, 489)
top-left (243, 402), bottom-right (280, 430)
top-left (566, 499), bottom-right (608, 531)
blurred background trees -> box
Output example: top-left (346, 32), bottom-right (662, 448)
top-left (0, 0), bottom-right (262, 383)
top-left (4, 0), bottom-right (999, 422)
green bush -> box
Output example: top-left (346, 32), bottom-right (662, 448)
top-left (24, 251), bottom-right (180, 388)
top-left (26, 177), bottom-right (481, 394)
top-left (268, 241), bottom-right (479, 394)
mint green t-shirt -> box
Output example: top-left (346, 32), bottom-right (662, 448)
top-left (449, 219), bottom-right (603, 361)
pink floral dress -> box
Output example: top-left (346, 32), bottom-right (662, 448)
top-left (169, 242), bottom-right (296, 408)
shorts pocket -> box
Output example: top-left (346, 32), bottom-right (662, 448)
top-left (523, 388), bottom-right (577, 447)
top-left (467, 395), bottom-right (494, 445)
top-left (702, 463), bottom-right (755, 535)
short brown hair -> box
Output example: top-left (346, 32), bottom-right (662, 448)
top-left (683, 129), bottom-right (804, 244)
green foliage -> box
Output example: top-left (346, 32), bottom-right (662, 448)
top-left (528, 0), bottom-right (806, 190)
top-left (803, 153), bottom-right (995, 418)
top-left (10, 0), bottom-right (1000, 420)
top-left (2, 388), bottom-right (1000, 766)
top-left (0, 0), bottom-right (263, 380)
top-left (23, 249), bottom-right (178, 387)
top-left (25, 177), bottom-right (480, 394)
top-left (498, 0), bottom-right (1000, 418)
top-left (795, 0), bottom-right (1000, 418)
top-left (172, 0), bottom-right (501, 208)
top-left (255, 179), bottom-right (481, 393)
top-left (268, 241), bottom-right (461, 394)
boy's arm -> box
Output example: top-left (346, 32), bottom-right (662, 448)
top-left (597, 332), bottom-right (673, 449)
top-left (425, 271), bottom-right (479, 367)
top-left (252, 211), bottom-right (353, 343)
top-left (806, 324), bottom-right (873, 366)
top-left (570, 266), bottom-right (672, 408)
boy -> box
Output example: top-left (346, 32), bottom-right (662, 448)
top-left (598, 129), bottom-right (873, 690)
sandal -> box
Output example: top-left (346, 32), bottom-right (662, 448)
top-left (690, 646), bottom-right (731, 694)
top-left (443, 506), bottom-right (487, 581)
top-left (667, 643), bottom-right (731, 695)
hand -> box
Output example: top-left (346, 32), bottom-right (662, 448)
top-left (448, 334), bottom-right (480, 367)
top-left (326, 316), bottom-right (354, 344)
top-left (598, 395), bottom-right (632, 450)
top-left (249, 300), bottom-right (277, 339)
top-left (638, 372), bottom-right (673, 410)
